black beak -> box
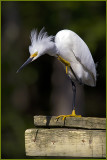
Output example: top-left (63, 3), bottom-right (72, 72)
top-left (16, 57), bottom-right (33, 73)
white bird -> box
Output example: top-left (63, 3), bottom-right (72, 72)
top-left (17, 28), bottom-right (96, 119)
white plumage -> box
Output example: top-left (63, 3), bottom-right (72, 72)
top-left (55, 30), bottom-right (96, 86)
top-left (18, 28), bottom-right (96, 87)
top-left (17, 28), bottom-right (97, 118)
top-left (29, 28), bottom-right (56, 58)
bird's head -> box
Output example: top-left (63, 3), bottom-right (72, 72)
top-left (17, 28), bottom-right (55, 73)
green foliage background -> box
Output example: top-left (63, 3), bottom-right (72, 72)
top-left (1, 1), bottom-right (106, 158)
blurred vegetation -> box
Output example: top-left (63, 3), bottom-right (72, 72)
top-left (1, 1), bottom-right (106, 159)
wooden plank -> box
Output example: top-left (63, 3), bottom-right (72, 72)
top-left (34, 116), bottom-right (106, 129)
top-left (25, 128), bottom-right (106, 157)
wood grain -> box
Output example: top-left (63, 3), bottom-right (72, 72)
top-left (25, 128), bottom-right (106, 157)
top-left (34, 116), bottom-right (106, 129)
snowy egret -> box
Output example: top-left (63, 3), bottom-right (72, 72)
top-left (17, 28), bottom-right (96, 119)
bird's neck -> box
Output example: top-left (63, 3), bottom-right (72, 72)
top-left (46, 43), bottom-right (58, 57)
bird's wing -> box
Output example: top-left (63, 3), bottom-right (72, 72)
top-left (68, 31), bottom-right (96, 81)
top-left (55, 30), bottom-right (96, 86)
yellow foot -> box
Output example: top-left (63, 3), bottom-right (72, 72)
top-left (56, 110), bottom-right (82, 121)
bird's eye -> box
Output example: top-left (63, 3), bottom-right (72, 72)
top-left (30, 52), bottom-right (38, 58)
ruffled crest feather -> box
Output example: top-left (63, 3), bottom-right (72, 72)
top-left (29, 27), bottom-right (54, 55)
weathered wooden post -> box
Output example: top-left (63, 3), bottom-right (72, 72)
top-left (25, 116), bottom-right (106, 158)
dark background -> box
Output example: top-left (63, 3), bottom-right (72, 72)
top-left (1, 1), bottom-right (106, 159)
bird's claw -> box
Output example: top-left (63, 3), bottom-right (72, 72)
top-left (56, 110), bottom-right (82, 121)
top-left (56, 115), bottom-right (67, 121)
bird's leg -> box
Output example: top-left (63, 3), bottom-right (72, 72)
top-left (71, 81), bottom-right (76, 112)
top-left (57, 55), bottom-right (71, 67)
top-left (70, 81), bottom-right (81, 117)
top-left (57, 55), bottom-right (70, 74)
top-left (66, 66), bottom-right (68, 74)
top-left (56, 55), bottom-right (82, 120)
top-left (56, 80), bottom-right (81, 121)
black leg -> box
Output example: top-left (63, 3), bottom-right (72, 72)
top-left (71, 80), bottom-right (76, 111)
top-left (56, 77), bottom-right (81, 120)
